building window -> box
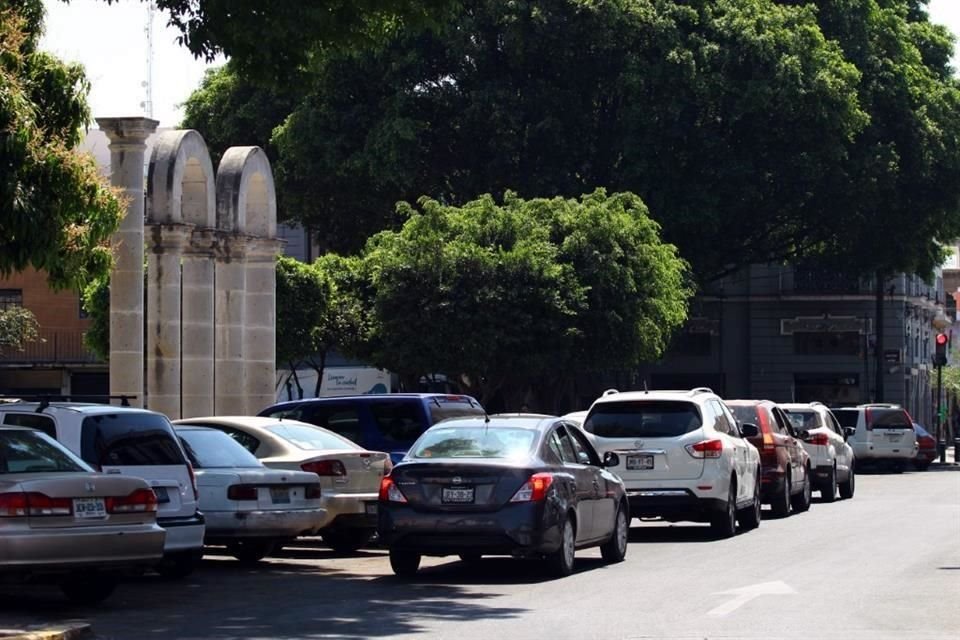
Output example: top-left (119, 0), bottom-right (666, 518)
top-left (793, 331), bottom-right (861, 356)
top-left (668, 332), bottom-right (712, 357)
top-left (0, 289), bottom-right (23, 311)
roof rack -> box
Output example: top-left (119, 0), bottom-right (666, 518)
top-left (689, 387), bottom-right (714, 395)
top-left (0, 394), bottom-right (136, 413)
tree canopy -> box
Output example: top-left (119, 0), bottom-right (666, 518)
top-left (0, 0), bottom-right (123, 289)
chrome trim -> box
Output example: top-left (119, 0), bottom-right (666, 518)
top-left (626, 490), bottom-right (689, 497)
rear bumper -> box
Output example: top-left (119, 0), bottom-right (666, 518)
top-left (319, 492), bottom-right (379, 531)
top-left (204, 508), bottom-right (327, 540)
top-left (626, 489), bottom-right (726, 522)
top-left (0, 523), bottom-right (166, 575)
top-left (158, 513), bottom-right (206, 552)
top-left (853, 442), bottom-right (917, 461)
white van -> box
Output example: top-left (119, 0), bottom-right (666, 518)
top-left (0, 402), bottom-right (205, 577)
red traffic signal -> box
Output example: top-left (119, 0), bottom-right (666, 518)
top-left (936, 333), bottom-right (948, 346)
top-left (935, 333), bottom-right (949, 366)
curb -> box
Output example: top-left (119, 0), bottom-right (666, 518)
top-left (0, 624), bottom-right (94, 640)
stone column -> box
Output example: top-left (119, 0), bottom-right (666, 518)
top-left (214, 235), bottom-right (248, 414)
top-left (96, 117), bottom-right (159, 408)
top-left (146, 224), bottom-right (191, 418)
top-left (181, 229), bottom-right (217, 418)
top-left (243, 238), bottom-right (283, 414)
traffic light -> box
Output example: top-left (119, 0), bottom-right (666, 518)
top-left (934, 333), bottom-right (949, 366)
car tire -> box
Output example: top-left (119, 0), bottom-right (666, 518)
top-left (839, 464), bottom-right (855, 500)
top-left (737, 473), bottom-right (762, 531)
top-left (600, 503), bottom-right (628, 564)
top-left (156, 549), bottom-right (203, 580)
top-left (546, 514), bottom-right (576, 577)
top-left (60, 574), bottom-right (117, 605)
top-left (389, 550), bottom-right (421, 577)
top-left (791, 468), bottom-right (812, 512)
top-left (770, 473), bottom-right (791, 518)
top-left (821, 465), bottom-right (838, 503)
top-left (323, 530), bottom-right (373, 554)
top-left (710, 480), bottom-right (738, 539)
top-left (227, 539), bottom-right (276, 564)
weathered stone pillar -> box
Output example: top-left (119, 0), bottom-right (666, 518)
top-left (146, 224), bottom-right (191, 418)
top-left (243, 238), bottom-right (283, 414)
top-left (96, 117), bottom-right (159, 408)
top-left (181, 230), bottom-right (217, 418)
top-left (214, 235), bottom-right (247, 414)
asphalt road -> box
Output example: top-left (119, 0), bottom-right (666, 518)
top-left (2, 467), bottom-right (958, 640)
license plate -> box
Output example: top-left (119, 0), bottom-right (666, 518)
top-left (626, 454), bottom-right (655, 470)
top-left (885, 433), bottom-right (901, 440)
top-left (270, 487), bottom-right (290, 504)
top-left (441, 487), bottom-right (475, 504)
top-left (152, 487), bottom-right (170, 503)
top-left (365, 502), bottom-right (378, 515)
top-left (74, 497), bottom-right (106, 519)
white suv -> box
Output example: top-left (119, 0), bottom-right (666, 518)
top-left (0, 401), bottom-right (205, 577)
top-left (779, 402), bottom-right (855, 501)
top-left (581, 388), bottom-right (761, 538)
top-left (831, 404), bottom-right (918, 472)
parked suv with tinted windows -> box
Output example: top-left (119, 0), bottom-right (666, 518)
top-left (779, 402), bottom-right (855, 501)
top-left (581, 388), bottom-right (761, 539)
top-left (0, 402), bottom-right (204, 577)
top-left (258, 394), bottom-right (486, 463)
top-left (831, 404), bottom-right (918, 472)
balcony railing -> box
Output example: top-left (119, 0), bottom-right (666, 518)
top-left (793, 266), bottom-right (864, 295)
top-left (0, 330), bottom-right (101, 364)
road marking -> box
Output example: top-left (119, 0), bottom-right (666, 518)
top-left (707, 580), bottom-right (796, 616)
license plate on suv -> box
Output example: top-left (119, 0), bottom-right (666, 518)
top-left (626, 454), bottom-right (655, 470)
top-left (441, 487), bottom-right (475, 504)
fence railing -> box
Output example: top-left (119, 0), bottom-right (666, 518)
top-left (0, 330), bottom-right (101, 363)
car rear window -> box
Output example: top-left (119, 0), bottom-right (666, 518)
top-left (867, 408), bottom-right (912, 430)
top-left (81, 413), bottom-right (186, 467)
top-left (728, 405), bottom-right (760, 428)
top-left (177, 429), bottom-right (262, 469)
top-left (266, 423), bottom-right (359, 451)
top-left (426, 396), bottom-right (486, 425)
top-left (783, 409), bottom-right (820, 431)
top-left (370, 401), bottom-right (427, 442)
top-left (583, 401), bottom-right (702, 438)
top-left (411, 426), bottom-right (536, 459)
top-left (0, 429), bottom-right (89, 474)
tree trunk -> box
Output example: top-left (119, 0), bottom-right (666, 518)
top-left (309, 351), bottom-right (328, 398)
top-left (288, 362), bottom-right (304, 400)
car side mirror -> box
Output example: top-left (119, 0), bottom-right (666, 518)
top-left (796, 429), bottom-right (810, 441)
top-left (739, 423), bottom-right (760, 438)
top-left (602, 451), bottom-right (620, 468)
top-left (843, 427), bottom-right (855, 440)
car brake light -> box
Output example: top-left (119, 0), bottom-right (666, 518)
top-left (807, 433), bottom-right (829, 446)
top-left (865, 407), bottom-right (873, 431)
top-left (301, 460), bottom-right (347, 476)
top-left (305, 484), bottom-right (322, 500)
top-left (379, 476), bottom-right (407, 503)
top-left (686, 439), bottom-right (723, 458)
top-left (186, 462), bottom-right (199, 500)
top-left (761, 432), bottom-right (776, 451)
top-left (107, 488), bottom-right (158, 513)
top-left (0, 492), bottom-right (72, 517)
top-left (510, 473), bottom-right (554, 502)
top-left (227, 485), bottom-right (259, 501)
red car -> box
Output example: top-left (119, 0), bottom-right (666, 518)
top-left (912, 423), bottom-right (937, 471)
top-left (727, 400), bottom-right (812, 517)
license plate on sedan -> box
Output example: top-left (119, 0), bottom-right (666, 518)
top-left (74, 497), bottom-right (107, 519)
top-left (365, 502), bottom-right (378, 516)
top-left (626, 454), bottom-right (655, 470)
top-left (441, 487), bottom-right (475, 504)
top-left (270, 487), bottom-right (291, 504)
top-left (152, 487), bottom-right (170, 503)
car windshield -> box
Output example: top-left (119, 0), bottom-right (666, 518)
top-left (583, 401), bottom-right (702, 438)
top-left (410, 426), bottom-right (537, 459)
top-left (0, 429), bottom-right (89, 474)
top-left (177, 429), bottom-right (262, 469)
top-left (81, 413), bottom-right (186, 466)
top-left (266, 423), bottom-right (359, 451)
top-left (783, 409), bottom-right (820, 431)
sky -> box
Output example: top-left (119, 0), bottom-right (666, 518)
top-left (39, 0), bottom-right (960, 128)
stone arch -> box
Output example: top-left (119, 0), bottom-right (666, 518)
top-left (146, 130), bottom-right (216, 228)
top-left (215, 146), bottom-right (277, 237)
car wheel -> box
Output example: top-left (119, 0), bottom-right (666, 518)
top-left (737, 473), bottom-right (761, 531)
top-left (323, 530), bottom-right (373, 554)
top-left (791, 467), bottom-right (812, 512)
top-left (389, 549), bottom-right (421, 577)
top-left (710, 480), bottom-right (737, 539)
top-left (60, 574), bottom-right (117, 605)
top-left (227, 539), bottom-right (276, 564)
top-left (821, 465), bottom-right (838, 503)
top-left (839, 464), bottom-right (855, 500)
top-left (770, 473), bottom-right (791, 518)
top-left (546, 514), bottom-right (576, 577)
top-left (600, 502), bottom-right (628, 564)
top-left (156, 549), bottom-right (203, 579)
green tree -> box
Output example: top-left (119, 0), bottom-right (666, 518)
top-left (276, 256), bottom-right (330, 399)
top-left (0, 306), bottom-right (41, 355)
top-left (0, 1), bottom-right (123, 290)
top-left (80, 275), bottom-right (109, 360)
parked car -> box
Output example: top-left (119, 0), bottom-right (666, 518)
top-left (561, 411), bottom-right (588, 426)
top-left (174, 426), bottom-right (326, 563)
top-left (378, 414), bottom-right (628, 578)
top-left (581, 388), bottom-right (762, 539)
top-left (174, 416), bottom-right (389, 553)
top-left (831, 404), bottom-right (918, 472)
top-left (258, 394), bottom-right (486, 463)
top-left (912, 423), bottom-right (938, 471)
top-left (780, 402), bottom-right (855, 500)
top-left (0, 402), bottom-right (204, 578)
top-left (0, 426), bottom-right (166, 603)
top-left (727, 400), bottom-right (812, 517)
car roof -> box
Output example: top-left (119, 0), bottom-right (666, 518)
top-left (264, 393), bottom-right (481, 408)
top-left (725, 399), bottom-right (776, 406)
top-left (428, 415), bottom-right (556, 431)
top-left (0, 402), bottom-right (165, 416)
top-left (173, 416), bottom-right (318, 429)
top-left (590, 388), bottom-right (717, 404)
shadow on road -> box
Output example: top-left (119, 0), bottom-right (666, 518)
top-left (370, 555), bottom-right (608, 587)
top-left (626, 523), bottom-right (716, 543)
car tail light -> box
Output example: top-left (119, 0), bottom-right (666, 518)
top-left (107, 488), bottom-right (158, 513)
top-left (920, 435), bottom-right (936, 448)
top-left (0, 492), bottom-right (71, 517)
top-left (686, 439), bottom-right (723, 458)
top-left (227, 485), bottom-right (259, 501)
top-left (301, 460), bottom-right (346, 476)
top-left (379, 476), bottom-right (407, 503)
top-left (865, 407), bottom-right (873, 431)
top-left (305, 484), bottom-right (322, 500)
top-left (806, 433), bottom-right (829, 446)
top-left (510, 473), bottom-right (554, 502)
top-left (187, 462), bottom-right (199, 500)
